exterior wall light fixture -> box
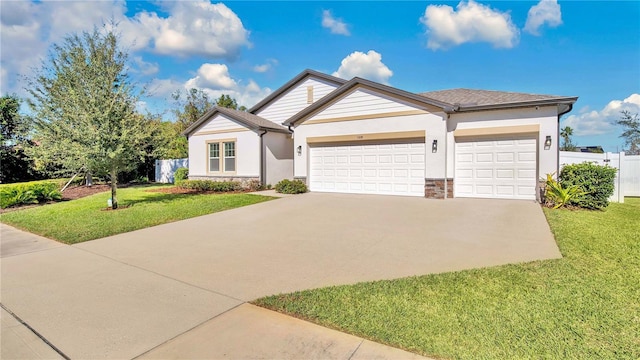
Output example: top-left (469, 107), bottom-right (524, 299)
top-left (544, 136), bottom-right (552, 149)
top-left (297, 145), bottom-right (302, 156)
top-left (432, 140), bottom-right (438, 153)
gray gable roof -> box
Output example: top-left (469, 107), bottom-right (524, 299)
top-left (183, 106), bottom-right (289, 137)
top-left (283, 77), bottom-right (452, 126)
top-left (419, 88), bottom-right (577, 112)
top-left (248, 69), bottom-right (346, 114)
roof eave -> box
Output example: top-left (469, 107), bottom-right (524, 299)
top-left (453, 97), bottom-right (579, 113)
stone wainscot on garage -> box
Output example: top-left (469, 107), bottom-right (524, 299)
top-left (184, 69), bottom-right (577, 201)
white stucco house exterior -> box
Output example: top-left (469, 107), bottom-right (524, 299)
top-left (184, 69), bottom-right (577, 201)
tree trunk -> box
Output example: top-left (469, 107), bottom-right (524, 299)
top-left (86, 171), bottom-right (93, 187)
top-left (110, 167), bottom-right (118, 209)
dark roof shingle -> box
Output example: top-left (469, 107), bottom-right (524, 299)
top-left (183, 106), bottom-right (288, 136)
top-left (419, 88), bottom-right (573, 107)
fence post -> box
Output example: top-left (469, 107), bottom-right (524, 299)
top-left (618, 152), bottom-right (625, 203)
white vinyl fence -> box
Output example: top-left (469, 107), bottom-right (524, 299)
top-left (559, 151), bottom-right (640, 202)
top-left (154, 158), bottom-right (188, 183)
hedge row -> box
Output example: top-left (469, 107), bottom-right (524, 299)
top-left (176, 180), bottom-right (243, 192)
top-left (0, 181), bottom-right (63, 208)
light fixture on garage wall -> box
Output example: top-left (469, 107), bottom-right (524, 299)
top-left (432, 140), bottom-right (438, 153)
top-left (544, 136), bottom-right (552, 149)
top-left (297, 145), bottom-right (302, 156)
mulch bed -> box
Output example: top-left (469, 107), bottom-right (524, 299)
top-left (143, 187), bottom-right (250, 195)
top-left (62, 184), bottom-right (111, 200)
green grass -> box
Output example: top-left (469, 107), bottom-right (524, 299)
top-left (0, 185), bottom-right (274, 244)
top-left (255, 199), bottom-right (640, 359)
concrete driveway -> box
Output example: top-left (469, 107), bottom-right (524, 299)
top-left (1, 193), bottom-right (561, 359)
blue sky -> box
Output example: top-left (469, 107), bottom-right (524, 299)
top-left (1, 1), bottom-right (638, 151)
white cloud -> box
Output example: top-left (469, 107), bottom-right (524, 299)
top-left (185, 64), bottom-right (237, 90)
top-left (127, 1), bottom-right (250, 58)
top-left (524, 0), bottom-right (562, 35)
top-left (147, 78), bottom-right (184, 98)
top-left (0, 1), bottom-right (250, 95)
top-left (563, 94), bottom-right (640, 136)
top-left (132, 56), bottom-right (159, 76)
top-left (0, 0), bottom-right (128, 95)
top-left (322, 10), bottom-right (350, 36)
top-left (420, 0), bottom-right (519, 50)
top-left (176, 63), bottom-right (271, 108)
top-left (332, 50), bottom-right (393, 84)
top-left (253, 59), bottom-right (278, 73)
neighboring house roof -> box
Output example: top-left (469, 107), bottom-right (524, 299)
top-left (283, 77), bottom-right (452, 126)
top-left (419, 88), bottom-right (578, 113)
top-left (183, 106), bottom-right (289, 137)
top-left (248, 69), bottom-right (347, 114)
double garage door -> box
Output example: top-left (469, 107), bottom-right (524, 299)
top-left (309, 141), bottom-right (426, 197)
top-left (308, 135), bottom-right (538, 200)
top-left (454, 136), bottom-right (537, 200)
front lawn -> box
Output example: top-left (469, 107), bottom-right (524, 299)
top-left (0, 185), bottom-right (274, 244)
top-left (255, 198), bottom-right (640, 359)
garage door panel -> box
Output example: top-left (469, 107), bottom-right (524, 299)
top-left (310, 141), bottom-right (425, 197)
top-left (455, 136), bottom-right (537, 200)
top-left (496, 152), bottom-right (514, 162)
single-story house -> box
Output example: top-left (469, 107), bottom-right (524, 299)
top-left (184, 69), bottom-right (577, 201)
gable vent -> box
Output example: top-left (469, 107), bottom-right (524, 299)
top-left (307, 86), bottom-right (314, 104)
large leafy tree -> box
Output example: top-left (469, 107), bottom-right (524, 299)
top-left (617, 110), bottom-right (640, 155)
top-left (560, 126), bottom-right (577, 151)
top-left (26, 27), bottom-right (149, 209)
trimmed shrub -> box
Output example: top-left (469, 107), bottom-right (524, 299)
top-left (173, 167), bottom-right (189, 184)
top-left (559, 162), bottom-right (617, 210)
top-left (275, 179), bottom-right (308, 194)
top-left (176, 180), bottom-right (242, 192)
top-left (0, 181), bottom-right (62, 208)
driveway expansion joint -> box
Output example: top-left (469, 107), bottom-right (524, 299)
top-left (73, 245), bottom-right (246, 303)
top-left (347, 339), bottom-right (364, 360)
top-left (131, 302), bottom-right (246, 359)
top-left (0, 302), bottom-right (70, 360)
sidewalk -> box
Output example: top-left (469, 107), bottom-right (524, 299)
top-left (1, 224), bottom-right (429, 359)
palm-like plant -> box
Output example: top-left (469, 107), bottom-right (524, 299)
top-left (544, 173), bottom-right (584, 209)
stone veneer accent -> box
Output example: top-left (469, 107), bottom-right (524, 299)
top-left (424, 178), bottom-right (454, 199)
top-left (188, 176), bottom-right (260, 189)
top-left (294, 176), bottom-right (308, 184)
top-left (537, 179), bottom-right (546, 203)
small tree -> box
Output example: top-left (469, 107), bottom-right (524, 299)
top-left (26, 27), bottom-right (149, 209)
top-left (172, 88), bottom-right (214, 133)
top-left (560, 126), bottom-right (577, 151)
top-left (215, 94), bottom-right (246, 111)
top-left (617, 110), bottom-right (640, 155)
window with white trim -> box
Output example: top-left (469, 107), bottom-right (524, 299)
top-left (209, 143), bottom-right (220, 172)
top-left (208, 140), bottom-right (236, 173)
top-left (224, 142), bottom-right (235, 172)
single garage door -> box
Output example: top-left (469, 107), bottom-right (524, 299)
top-left (310, 141), bottom-right (425, 197)
top-left (455, 135), bottom-right (537, 200)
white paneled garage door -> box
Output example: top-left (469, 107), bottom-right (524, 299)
top-left (310, 142), bottom-right (425, 197)
top-left (455, 136), bottom-right (537, 200)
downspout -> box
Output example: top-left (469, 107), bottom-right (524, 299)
top-left (288, 125), bottom-right (295, 180)
top-left (444, 114), bottom-right (449, 199)
top-left (259, 130), bottom-right (267, 186)
top-left (442, 105), bottom-right (458, 199)
top-left (556, 103), bottom-right (574, 175)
